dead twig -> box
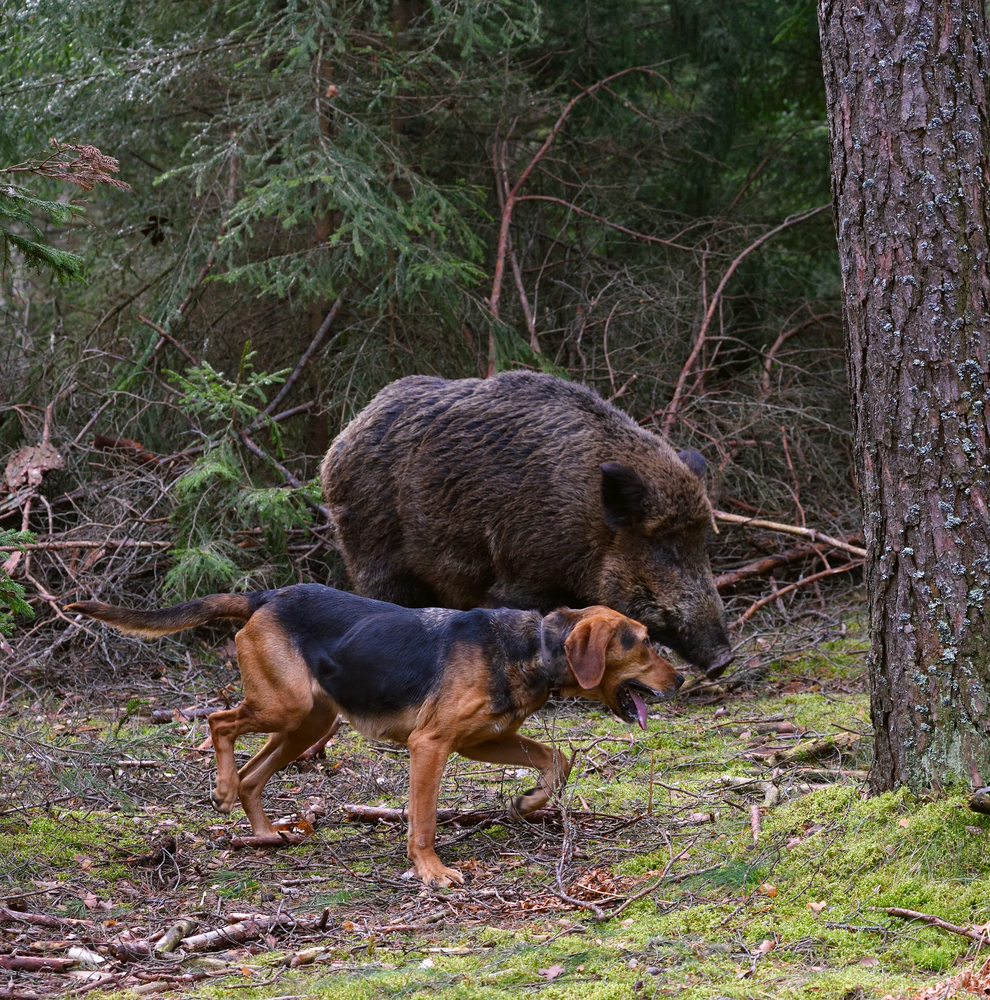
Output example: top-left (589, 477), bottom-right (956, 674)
top-left (590, 828), bottom-right (705, 922)
top-left (0, 540), bottom-right (170, 552)
top-left (488, 64), bottom-right (671, 323)
top-left (135, 315), bottom-right (199, 368)
top-left (731, 560), bottom-right (864, 627)
top-left (263, 291), bottom-right (346, 416)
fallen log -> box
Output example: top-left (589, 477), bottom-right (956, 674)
top-left (181, 914), bottom-right (292, 953)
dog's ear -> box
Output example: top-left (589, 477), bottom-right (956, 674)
top-left (564, 616), bottom-right (616, 689)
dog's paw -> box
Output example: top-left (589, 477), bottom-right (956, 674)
top-left (413, 857), bottom-right (464, 888)
top-left (210, 788), bottom-right (236, 814)
top-left (508, 787), bottom-right (548, 821)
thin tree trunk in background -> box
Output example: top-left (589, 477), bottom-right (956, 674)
top-left (818, 0), bottom-right (990, 793)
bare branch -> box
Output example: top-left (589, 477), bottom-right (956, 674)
top-left (713, 510), bottom-right (867, 558)
top-left (263, 290), bottom-right (346, 416)
top-left (662, 204), bottom-right (830, 435)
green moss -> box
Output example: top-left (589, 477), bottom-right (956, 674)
top-left (8, 630), bottom-right (989, 1000)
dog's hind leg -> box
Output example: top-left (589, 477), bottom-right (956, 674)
top-left (457, 733), bottom-right (572, 820)
top-left (295, 714), bottom-right (342, 761)
top-left (234, 703), bottom-right (336, 836)
top-left (208, 615), bottom-right (318, 831)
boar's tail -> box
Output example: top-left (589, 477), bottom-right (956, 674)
top-left (64, 594), bottom-right (259, 639)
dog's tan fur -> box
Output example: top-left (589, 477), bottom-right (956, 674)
top-left (67, 587), bottom-right (682, 887)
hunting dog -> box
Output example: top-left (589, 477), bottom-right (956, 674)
top-left (66, 585), bottom-right (683, 887)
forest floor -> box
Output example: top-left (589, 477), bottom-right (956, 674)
top-left (3, 615), bottom-right (990, 1000)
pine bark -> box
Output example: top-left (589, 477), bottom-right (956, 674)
top-left (818, 0), bottom-right (990, 792)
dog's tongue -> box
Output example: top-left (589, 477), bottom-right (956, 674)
top-left (629, 688), bottom-right (649, 730)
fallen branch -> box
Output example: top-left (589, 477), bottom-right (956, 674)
top-left (342, 803), bottom-right (588, 827)
top-left (181, 914), bottom-right (289, 952)
top-left (0, 906), bottom-right (93, 928)
top-left (150, 705), bottom-right (222, 724)
top-left (0, 539), bottom-right (170, 552)
top-left (154, 918), bottom-right (198, 955)
top-left (229, 832), bottom-right (309, 850)
top-left (719, 776), bottom-right (780, 808)
top-left (765, 732), bottom-right (861, 766)
top-left (0, 956), bottom-right (78, 972)
top-left (884, 907), bottom-right (990, 943)
top-left (714, 511), bottom-right (867, 558)
top-left (715, 544), bottom-right (823, 590)
top-left (750, 803), bottom-right (762, 844)
top-left (731, 560), bottom-right (864, 627)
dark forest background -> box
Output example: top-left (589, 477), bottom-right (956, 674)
top-left (0, 0), bottom-right (859, 669)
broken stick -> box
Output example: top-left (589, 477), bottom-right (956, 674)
top-left (884, 907), bottom-right (990, 943)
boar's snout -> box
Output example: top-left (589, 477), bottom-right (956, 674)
top-left (702, 646), bottom-right (734, 679)
top-left (638, 610), bottom-right (733, 677)
top-left (672, 617), bottom-right (734, 678)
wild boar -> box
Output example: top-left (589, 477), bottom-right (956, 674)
top-left (320, 371), bottom-right (733, 677)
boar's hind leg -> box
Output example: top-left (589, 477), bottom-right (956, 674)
top-left (458, 734), bottom-right (571, 820)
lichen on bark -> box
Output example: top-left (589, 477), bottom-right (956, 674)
top-left (818, 0), bottom-right (990, 792)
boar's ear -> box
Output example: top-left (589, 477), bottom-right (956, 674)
top-left (677, 449), bottom-right (707, 478)
top-left (564, 616), bottom-right (616, 689)
top-left (600, 462), bottom-right (650, 530)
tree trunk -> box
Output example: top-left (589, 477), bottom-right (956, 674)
top-left (818, 0), bottom-right (990, 793)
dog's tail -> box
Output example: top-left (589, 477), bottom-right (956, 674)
top-left (64, 594), bottom-right (262, 639)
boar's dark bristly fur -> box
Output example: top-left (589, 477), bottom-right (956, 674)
top-left (320, 372), bottom-right (733, 677)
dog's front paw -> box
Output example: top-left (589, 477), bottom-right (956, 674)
top-left (211, 786), bottom-right (237, 814)
top-left (412, 855), bottom-right (464, 888)
top-left (508, 787), bottom-right (549, 821)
